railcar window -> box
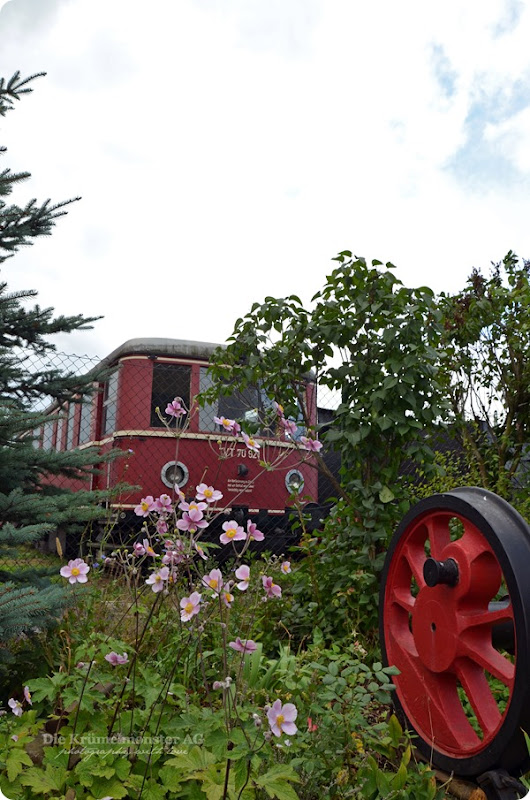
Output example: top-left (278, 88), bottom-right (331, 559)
top-left (103, 370), bottom-right (119, 435)
top-left (56, 414), bottom-right (65, 450)
top-left (79, 398), bottom-right (92, 444)
top-left (198, 369), bottom-right (218, 431)
top-left (42, 419), bottom-right (54, 451)
top-left (66, 402), bottom-right (77, 449)
top-left (151, 363), bottom-right (191, 427)
top-left (198, 368), bottom-right (291, 435)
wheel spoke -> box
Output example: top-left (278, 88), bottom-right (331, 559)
top-left (391, 587), bottom-right (415, 613)
top-left (388, 629), bottom-right (481, 751)
top-left (425, 514), bottom-right (451, 560)
top-left (455, 658), bottom-right (503, 739)
top-left (458, 634), bottom-right (515, 687)
top-left (459, 603), bottom-right (513, 632)
top-left (402, 543), bottom-right (426, 590)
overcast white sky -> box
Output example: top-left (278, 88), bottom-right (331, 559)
top-left (1, 0), bottom-right (530, 358)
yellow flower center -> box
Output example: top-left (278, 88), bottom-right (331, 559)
top-left (209, 579), bottom-right (218, 588)
top-left (225, 593), bottom-right (233, 603)
top-left (204, 489), bottom-right (213, 498)
top-left (155, 574), bottom-right (162, 582)
top-left (185, 602), bottom-right (193, 614)
top-left (226, 529), bottom-right (236, 539)
top-left (276, 714), bottom-right (285, 728)
top-left (71, 567), bottom-right (80, 576)
top-left (141, 502), bottom-right (149, 511)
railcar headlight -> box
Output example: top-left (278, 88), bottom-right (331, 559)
top-left (285, 469), bottom-right (304, 493)
top-left (161, 460), bottom-right (189, 490)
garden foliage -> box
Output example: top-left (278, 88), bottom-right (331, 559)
top-left (0, 396), bottom-right (438, 798)
top-left (204, 254), bottom-right (450, 640)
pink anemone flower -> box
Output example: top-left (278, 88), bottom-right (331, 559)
top-left (262, 575), bottom-right (282, 599)
top-left (154, 494), bottom-right (173, 513)
top-left (247, 520), bottom-right (264, 541)
top-left (280, 418), bottom-right (298, 437)
top-left (134, 495), bottom-right (156, 517)
top-left (162, 549), bottom-right (185, 566)
top-left (202, 568), bottom-right (223, 594)
top-left (299, 436), bottom-right (323, 452)
top-left (222, 586), bottom-right (235, 607)
top-left (229, 637), bottom-right (258, 654)
top-left (241, 431), bottom-right (260, 453)
top-left (196, 483), bottom-right (223, 503)
top-left (235, 564), bottom-right (250, 591)
top-left (179, 499), bottom-right (207, 513)
top-left (105, 652), bottom-right (129, 666)
top-left (165, 397), bottom-right (186, 418)
top-left (60, 558), bottom-right (90, 584)
top-left (194, 541), bottom-right (208, 560)
top-left (142, 538), bottom-right (157, 557)
top-left (145, 566), bottom-right (170, 592)
top-left (281, 561), bottom-right (291, 574)
top-left (8, 698), bottom-right (22, 717)
top-left (177, 508), bottom-right (209, 534)
top-left (156, 518), bottom-right (169, 535)
top-left (214, 416), bottom-right (239, 433)
top-left (220, 520), bottom-right (246, 545)
top-left (267, 699), bottom-right (298, 737)
top-left (180, 591), bottom-right (201, 622)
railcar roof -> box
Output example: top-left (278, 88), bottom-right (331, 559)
top-left (100, 338), bottom-right (225, 365)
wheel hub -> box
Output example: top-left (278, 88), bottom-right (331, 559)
top-left (413, 589), bottom-right (457, 673)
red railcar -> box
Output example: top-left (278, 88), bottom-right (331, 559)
top-left (36, 338), bottom-right (319, 551)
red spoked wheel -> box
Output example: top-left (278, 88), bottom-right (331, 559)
top-left (380, 488), bottom-right (530, 777)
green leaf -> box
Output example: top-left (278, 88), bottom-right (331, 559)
top-left (165, 745), bottom-right (217, 771)
top-left (90, 775), bottom-right (129, 798)
top-left (388, 713), bottom-right (403, 747)
top-left (378, 486), bottom-right (395, 503)
top-left (391, 761), bottom-right (408, 790)
top-left (234, 758), bottom-right (251, 794)
top-left (159, 764), bottom-right (183, 793)
top-left (6, 748), bottom-right (33, 782)
top-left (139, 781), bottom-right (168, 800)
top-left (190, 764), bottom-right (229, 800)
top-left (255, 764), bottom-right (300, 796)
top-left (26, 677), bottom-right (58, 703)
top-left (260, 780), bottom-right (299, 800)
top-left (20, 765), bottom-right (67, 794)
